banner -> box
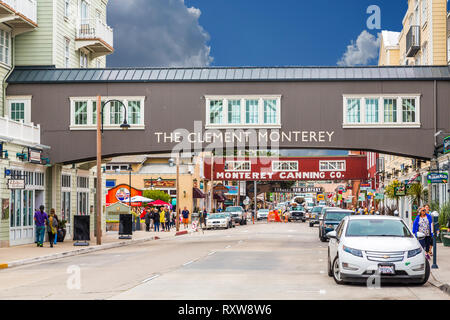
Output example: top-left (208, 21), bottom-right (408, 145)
top-left (427, 172), bottom-right (448, 184)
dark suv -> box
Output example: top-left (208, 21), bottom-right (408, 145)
top-left (319, 209), bottom-right (352, 242)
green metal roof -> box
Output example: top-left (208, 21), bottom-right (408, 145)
top-left (7, 66), bottom-right (450, 83)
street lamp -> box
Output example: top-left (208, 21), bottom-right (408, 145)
top-left (96, 96), bottom-right (130, 245)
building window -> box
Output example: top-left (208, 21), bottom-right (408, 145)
top-left (62, 175), bottom-right (71, 188)
top-left (224, 161), bottom-right (251, 172)
top-left (209, 100), bottom-right (223, 124)
top-left (64, 0), bottom-right (70, 17)
top-left (227, 100), bottom-right (241, 124)
top-left (77, 176), bottom-right (89, 189)
top-left (128, 101), bottom-right (141, 125)
top-left (421, 0), bottom-right (427, 26)
top-left (402, 98), bottom-right (416, 123)
top-left (346, 98), bottom-right (360, 123)
top-left (80, 51), bottom-right (88, 68)
top-left (65, 38), bottom-right (70, 68)
top-left (264, 99), bottom-right (277, 124)
top-left (319, 161), bottom-right (346, 172)
top-left (110, 100), bottom-right (124, 125)
top-left (245, 99), bottom-right (259, 124)
top-left (0, 30), bottom-right (11, 65)
top-left (10, 102), bottom-right (25, 122)
top-left (365, 98), bottom-right (379, 123)
top-left (74, 101), bottom-right (88, 125)
top-left (62, 192), bottom-right (71, 224)
top-left (77, 192), bottom-right (89, 215)
top-left (272, 161), bottom-right (298, 172)
top-left (384, 98), bottom-right (397, 123)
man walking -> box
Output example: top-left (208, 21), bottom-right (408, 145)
top-left (165, 207), bottom-right (171, 231)
top-left (145, 208), bottom-right (151, 232)
top-left (153, 208), bottom-right (160, 232)
top-left (201, 208), bottom-right (208, 228)
top-left (34, 205), bottom-right (48, 247)
top-left (182, 206), bottom-right (190, 229)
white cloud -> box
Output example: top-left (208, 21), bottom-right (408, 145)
top-left (108, 0), bottom-right (213, 67)
top-left (337, 30), bottom-right (380, 66)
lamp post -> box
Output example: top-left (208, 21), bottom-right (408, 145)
top-left (431, 210), bottom-right (439, 269)
top-left (96, 96), bottom-right (130, 245)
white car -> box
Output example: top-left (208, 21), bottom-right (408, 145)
top-left (327, 216), bottom-right (430, 285)
top-left (206, 213), bottom-right (231, 230)
top-left (257, 209), bottom-right (269, 220)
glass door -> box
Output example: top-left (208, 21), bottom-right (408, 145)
top-left (10, 189), bottom-right (35, 246)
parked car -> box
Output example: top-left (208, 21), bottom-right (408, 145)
top-left (309, 206), bottom-right (327, 227)
top-left (225, 206), bottom-right (247, 225)
top-left (257, 209), bottom-right (270, 220)
top-left (327, 216), bottom-right (430, 285)
top-left (221, 212), bottom-right (236, 228)
top-left (289, 209), bottom-right (306, 222)
top-left (206, 213), bottom-right (231, 230)
top-left (319, 209), bottom-right (352, 242)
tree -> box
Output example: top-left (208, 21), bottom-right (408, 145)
top-left (384, 180), bottom-right (401, 207)
top-left (143, 190), bottom-right (171, 204)
top-left (407, 183), bottom-right (425, 208)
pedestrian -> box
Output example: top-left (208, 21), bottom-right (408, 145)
top-left (160, 207), bottom-right (166, 232)
top-left (201, 208), bottom-right (208, 228)
top-left (145, 209), bottom-right (151, 232)
top-left (34, 205), bottom-right (47, 247)
top-left (413, 207), bottom-right (433, 259)
top-left (171, 209), bottom-right (176, 228)
top-left (165, 207), bottom-right (171, 231)
top-left (153, 208), bottom-right (160, 232)
top-left (46, 209), bottom-right (58, 248)
top-left (182, 206), bottom-right (190, 229)
top-left (53, 211), bottom-right (60, 245)
top-left (34, 209), bottom-right (40, 243)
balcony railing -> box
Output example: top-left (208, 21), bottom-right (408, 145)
top-left (1, 0), bottom-right (37, 25)
top-left (0, 116), bottom-right (40, 145)
top-left (406, 25), bottom-right (420, 57)
top-left (76, 18), bottom-right (114, 49)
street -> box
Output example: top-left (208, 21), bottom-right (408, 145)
top-left (0, 222), bottom-right (447, 300)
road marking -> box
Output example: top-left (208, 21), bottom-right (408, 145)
top-left (319, 271), bottom-right (325, 274)
top-left (183, 260), bottom-right (195, 266)
top-left (288, 230), bottom-right (296, 232)
top-left (319, 290), bottom-right (327, 295)
top-left (208, 251), bottom-right (216, 256)
top-left (225, 245), bottom-right (232, 249)
top-left (238, 240), bottom-right (243, 244)
top-left (142, 274), bottom-right (160, 283)
top-left (319, 259), bottom-right (324, 262)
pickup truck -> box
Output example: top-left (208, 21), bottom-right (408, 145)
top-left (225, 206), bottom-right (247, 225)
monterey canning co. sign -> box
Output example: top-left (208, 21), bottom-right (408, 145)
top-left (204, 157), bottom-right (368, 181)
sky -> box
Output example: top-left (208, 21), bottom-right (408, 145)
top-left (107, 0), bottom-right (407, 68)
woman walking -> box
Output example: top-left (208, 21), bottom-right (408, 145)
top-left (413, 207), bottom-right (433, 259)
top-left (46, 209), bottom-right (59, 248)
top-left (160, 207), bottom-right (166, 232)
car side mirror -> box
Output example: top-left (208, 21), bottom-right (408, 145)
top-left (327, 231), bottom-right (337, 239)
top-left (416, 231), bottom-right (426, 240)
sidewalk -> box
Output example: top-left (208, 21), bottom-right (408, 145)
top-left (0, 229), bottom-right (178, 269)
top-left (429, 243), bottom-right (450, 295)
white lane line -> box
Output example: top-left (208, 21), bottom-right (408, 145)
top-left (225, 245), bottom-right (232, 249)
top-left (183, 260), bottom-right (195, 266)
top-left (142, 274), bottom-right (160, 283)
top-left (319, 271), bottom-right (325, 274)
top-left (238, 240), bottom-right (243, 244)
top-left (208, 251), bottom-right (216, 256)
top-left (319, 290), bottom-right (327, 295)
top-left (288, 230), bottom-right (296, 232)
top-left (319, 259), bottom-right (324, 262)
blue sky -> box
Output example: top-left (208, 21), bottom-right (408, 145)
top-left (108, 0), bottom-right (408, 68)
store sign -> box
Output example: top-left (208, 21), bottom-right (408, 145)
top-left (427, 172), bottom-right (448, 184)
top-left (317, 194), bottom-right (325, 201)
top-left (28, 149), bottom-right (42, 164)
top-left (394, 184), bottom-right (407, 196)
top-left (273, 187), bottom-right (324, 193)
top-left (8, 179), bottom-right (25, 189)
top-left (225, 186), bottom-right (238, 195)
top-left (144, 179), bottom-right (176, 189)
top-left (444, 136), bottom-right (450, 155)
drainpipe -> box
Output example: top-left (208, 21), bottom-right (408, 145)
top-left (2, 37), bottom-right (14, 117)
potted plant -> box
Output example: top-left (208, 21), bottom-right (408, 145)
top-left (58, 219), bottom-right (67, 242)
top-left (439, 203), bottom-right (450, 246)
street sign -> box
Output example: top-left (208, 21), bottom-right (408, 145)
top-left (427, 172), bottom-right (448, 184)
top-left (317, 194), bottom-right (325, 201)
top-left (444, 136), bottom-right (450, 154)
top-left (273, 187), bottom-right (323, 193)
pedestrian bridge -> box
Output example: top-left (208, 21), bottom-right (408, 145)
top-left (6, 65), bottom-right (450, 163)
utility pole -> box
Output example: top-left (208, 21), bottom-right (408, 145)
top-left (96, 95), bottom-right (102, 245)
top-left (176, 155), bottom-right (180, 231)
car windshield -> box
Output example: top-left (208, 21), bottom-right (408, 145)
top-left (346, 219), bottom-right (413, 237)
top-left (325, 211), bottom-right (351, 221)
top-left (312, 207), bottom-right (323, 213)
top-left (225, 207), bottom-right (242, 212)
top-left (209, 214), bottom-right (226, 219)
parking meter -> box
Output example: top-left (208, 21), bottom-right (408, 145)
top-left (431, 211), bottom-right (439, 269)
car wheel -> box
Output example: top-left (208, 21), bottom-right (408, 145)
top-left (309, 222), bottom-right (314, 227)
top-left (327, 250), bottom-right (333, 277)
top-left (420, 259), bottom-right (431, 285)
top-left (332, 256), bottom-right (345, 285)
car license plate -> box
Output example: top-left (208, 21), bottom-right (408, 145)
top-left (378, 265), bottom-right (395, 275)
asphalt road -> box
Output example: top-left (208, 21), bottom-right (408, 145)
top-left (0, 222), bottom-right (448, 300)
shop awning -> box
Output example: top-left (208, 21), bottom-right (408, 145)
top-left (193, 187), bottom-right (206, 199)
top-left (407, 173), bottom-right (420, 184)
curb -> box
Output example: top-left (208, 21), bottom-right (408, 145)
top-left (1, 236), bottom-right (159, 270)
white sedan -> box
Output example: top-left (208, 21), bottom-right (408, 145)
top-left (327, 216), bottom-right (430, 285)
top-left (206, 213), bottom-right (231, 230)
top-left (257, 209), bottom-right (270, 220)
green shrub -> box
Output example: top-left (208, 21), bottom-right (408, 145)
top-left (439, 202), bottom-right (450, 230)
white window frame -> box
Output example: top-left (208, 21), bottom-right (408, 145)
top-left (64, 38), bottom-right (70, 68)
top-left (69, 96), bottom-right (146, 130)
top-left (6, 96), bottom-right (32, 123)
top-left (421, 0), bottom-right (427, 27)
top-left (80, 50), bottom-right (88, 68)
top-left (319, 160), bottom-right (346, 172)
top-left (0, 28), bottom-right (11, 66)
top-left (224, 161), bottom-right (251, 172)
top-left (64, 0), bottom-right (70, 18)
top-left (342, 94), bottom-right (421, 128)
top-left (272, 161), bottom-right (299, 172)
top-left (205, 95), bottom-right (281, 129)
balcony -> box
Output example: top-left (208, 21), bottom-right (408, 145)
top-left (75, 18), bottom-right (114, 58)
top-left (406, 25), bottom-right (420, 57)
top-left (0, 116), bottom-right (40, 146)
top-left (0, 0), bottom-right (37, 35)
